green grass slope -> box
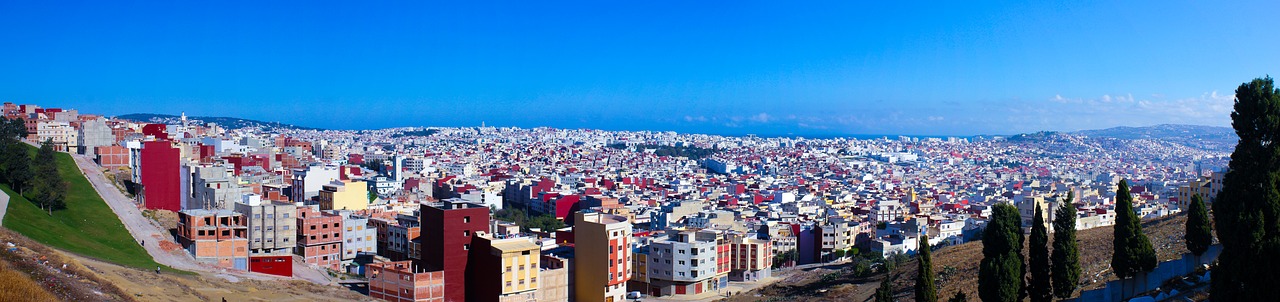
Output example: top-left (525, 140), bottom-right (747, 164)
top-left (1, 144), bottom-right (176, 272)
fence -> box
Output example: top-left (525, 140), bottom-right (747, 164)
top-left (1069, 244), bottom-right (1221, 302)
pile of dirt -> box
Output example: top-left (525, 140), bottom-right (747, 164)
top-left (724, 213), bottom-right (1193, 302)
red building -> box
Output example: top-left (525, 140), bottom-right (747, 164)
top-left (296, 207), bottom-right (343, 270)
top-left (248, 255), bottom-right (292, 277)
top-left (139, 140), bottom-right (181, 212)
top-left (419, 201), bottom-right (489, 302)
top-left (141, 123), bottom-right (169, 140)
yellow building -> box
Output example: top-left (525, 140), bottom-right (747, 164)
top-left (492, 237), bottom-right (541, 302)
top-left (318, 180), bottom-right (370, 211)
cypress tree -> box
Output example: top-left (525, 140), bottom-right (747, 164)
top-left (915, 234), bottom-right (937, 302)
top-left (1212, 76), bottom-right (1280, 301)
top-left (4, 142), bottom-right (33, 194)
top-left (1051, 192), bottom-right (1081, 299)
top-left (1028, 204), bottom-right (1052, 302)
top-left (876, 274), bottom-right (895, 302)
top-left (1111, 179), bottom-right (1157, 280)
top-left (1184, 194), bottom-right (1212, 257)
top-left (32, 140), bottom-right (67, 214)
top-left (979, 203), bottom-right (1024, 302)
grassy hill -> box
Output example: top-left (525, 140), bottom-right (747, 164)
top-left (1, 144), bottom-right (174, 272)
top-left (726, 213), bottom-right (1192, 301)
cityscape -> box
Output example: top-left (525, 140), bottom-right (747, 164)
top-left (1, 2), bottom-right (1279, 302)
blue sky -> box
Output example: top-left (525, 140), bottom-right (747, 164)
top-left (1, 1), bottom-right (1276, 136)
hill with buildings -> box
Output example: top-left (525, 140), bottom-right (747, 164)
top-left (1072, 124), bottom-right (1236, 152)
top-left (117, 113), bottom-right (321, 131)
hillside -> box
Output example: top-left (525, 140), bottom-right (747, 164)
top-left (116, 113), bottom-right (321, 131)
top-left (1073, 124), bottom-right (1236, 152)
top-left (724, 213), bottom-right (1192, 302)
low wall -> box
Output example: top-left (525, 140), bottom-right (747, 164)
top-left (1070, 245), bottom-right (1221, 302)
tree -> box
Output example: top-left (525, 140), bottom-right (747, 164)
top-left (31, 140), bottom-right (67, 214)
top-left (1185, 194), bottom-right (1213, 257)
top-left (1110, 179), bottom-right (1157, 280)
top-left (947, 292), bottom-right (967, 302)
top-left (2, 142), bottom-right (33, 194)
top-left (1212, 76), bottom-right (1280, 301)
top-left (979, 203), bottom-right (1024, 302)
top-left (367, 189), bottom-right (377, 203)
top-left (1027, 204), bottom-right (1052, 302)
top-left (914, 234), bottom-right (937, 302)
top-left (1051, 192), bottom-right (1082, 299)
top-left (876, 274), bottom-right (895, 302)
top-left (0, 118), bottom-right (28, 139)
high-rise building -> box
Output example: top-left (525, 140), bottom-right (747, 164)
top-left (419, 201), bottom-right (490, 302)
top-left (574, 211), bottom-right (632, 302)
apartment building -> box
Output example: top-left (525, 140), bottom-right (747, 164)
top-left (296, 206), bottom-right (343, 270)
top-left (337, 211), bottom-right (377, 262)
top-left (728, 234), bottom-right (771, 281)
top-left (470, 236), bottom-right (542, 302)
top-left (319, 179), bottom-right (371, 211)
top-left (137, 140), bottom-right (182, 212)
top-left (645, 229), bottom-right (727, 296)
top-left (291, 164), bottom-right (340, 203)
top-left (36, 120), bottom-right (77, 152)
top-left (574, 211), bottom-right (632, 302)
top-left (189, 164), bottom-right (251, 210)
top-left (367, 261), bottom-right (445, 302)
top-left (234, 194), bottom-right (297, 256)
top-left (76, 118), bottom-right (113, 157)
top-left (419, 201), bottom-right (490, 302)
top-left (176, 209), bottom-right (249, 270)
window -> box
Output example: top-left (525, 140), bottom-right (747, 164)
top-left (283, 225), bottom-right (290, 230)
top-left (463, 244), bottom-right (470, 250)
top-left (463, 230), bottom-right (471, 237)
top-left (266, 214), bottom-right (274, 219)
top-left (506, 266), bottom-right (512, 272)
top-left (283, 213), bottom-right (289, 218)
top-left (463, 216), bottom-right (471, 223)
top-left (679, 260), bottom-right (685, 265)
top-left (254, 214), bottom-right (261, 219)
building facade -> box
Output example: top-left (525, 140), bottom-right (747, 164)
top-left (419, 201), bottom-right (490, 302)
top-left (296, 206), bottom-right (343, 270)
top-left (574, 211), bottom-right (632, 302)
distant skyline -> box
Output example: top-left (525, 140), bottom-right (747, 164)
top-left (1, 1), bottom-right (1276, 136)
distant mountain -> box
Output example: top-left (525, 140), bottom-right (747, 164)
top-left (1072, 124), bottom-right (1236, 152)
top-left (116, 113), bottom-right (322, 131)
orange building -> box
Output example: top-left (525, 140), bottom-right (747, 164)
top-left (177, 209), bottom-right (249, 270)
top-left (297, 206), bottom-right (343, 270)
top-left (95, 145), bottom-right (129, 169)
top-left (368, 261), bottom-right (445, 302)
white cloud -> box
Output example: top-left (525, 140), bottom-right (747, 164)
top-left (748, 112), bottom-right (773, 123)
